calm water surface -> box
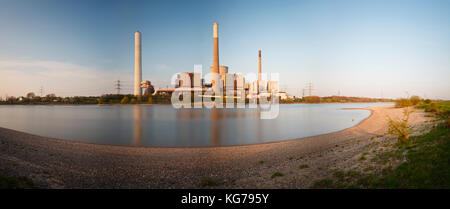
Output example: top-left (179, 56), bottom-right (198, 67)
top-left (0, 103), bottom-right (392, 147)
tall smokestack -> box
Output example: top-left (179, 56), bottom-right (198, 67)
top-left (212, 23), bottom-right (219, 74)
top-left (258, 50), bottom-right (262, 81)
top-left (134, 31), bottom-right (142, 96)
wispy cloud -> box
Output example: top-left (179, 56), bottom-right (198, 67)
top-left (0, 60), bottom-right (132, 97)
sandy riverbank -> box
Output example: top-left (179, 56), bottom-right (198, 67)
top-left (0, 105), bottom-right (428, 188)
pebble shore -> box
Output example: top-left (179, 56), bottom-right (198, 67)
top-left (0, 105), bottom-right (427, 188)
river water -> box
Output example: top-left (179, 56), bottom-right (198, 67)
top-left (0, 103), bottom-right (391, 147)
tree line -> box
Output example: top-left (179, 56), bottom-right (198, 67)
top-left (0, 92), bottom-right (172, 105)
top-left (280, 96), bottom-right (394, 104)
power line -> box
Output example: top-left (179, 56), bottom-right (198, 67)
top-left (305, 82), bottom-right (314, 97)
top-left (39, 86), bottom-right (44, 97)
top-left (115, 80), bottom-right (121, 95)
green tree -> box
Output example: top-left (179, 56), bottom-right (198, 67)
top-left (130, 98), bottom-right (136, 104)
top-left (31, 96), bottom-right (41, 103)
top-left (409, 95), bottom-right (421, 105)
top-left (395, 98), bottom-right (412, 108)
top-left (304, 96), bottom-right (321, 103)
top-left (425, 103), bottom-right (438, 112)
top-left (26, 92), bottom-right (35, 99)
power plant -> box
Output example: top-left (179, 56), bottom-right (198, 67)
top-left (133, 22), bottom-right (280, 100)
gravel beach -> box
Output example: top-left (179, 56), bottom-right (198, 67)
top-left (0, 105), bottom-right (427, 188)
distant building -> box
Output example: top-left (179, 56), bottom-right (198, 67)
top-left (140, 80), bottom-right (155, 96)
top-left (268, 81), bottom-right (279, 92)
top-left (219, 66), bottom-right (228, 82)
top-left (278, 92), bottom-right (287, 100)
top-left (175, 72), bottom-right (202, 88)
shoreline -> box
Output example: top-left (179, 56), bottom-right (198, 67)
top-left (0, 105), bottom-right (427, 188)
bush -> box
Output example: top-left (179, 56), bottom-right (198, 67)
top-left (299, 164), bottom-right (309, 169)
top-left (387, 108), bottom-right (413, 143)
top-left (304, 96), bottom-right (321, 103)
top-left (395, 98), bottom-right (412, 108)
top-left (130, 98), bottom-right (136, 104)
top-left (148, 96), bottom-right (153, 104)
top-left (425, 103), bottom-right (438, 112)
top-left (424, 99), bottom-right (431, 104)
top-left (0, 175), bottom-right (36, 189)
top-left (409, 95), bottom-right (421, 105)
top-left (200, 178), bottom-right (217, 187)
top-left (271, 172), bottom-right (284, 179)
top-left (121, 96), bottom-right (129, 104)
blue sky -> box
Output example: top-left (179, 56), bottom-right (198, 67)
top-left (0, 0), bottom-right (449, 99)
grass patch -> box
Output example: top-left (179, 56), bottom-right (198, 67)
top-left (258, 160), bottom-right (264, 164)
top-left (346, 170), bottom-right (361, 178)
top-left (200, 177), bottom-right (218, 187)
top-left (0, 175), bottom-right (36, 189)
top-left (371, 147), bottom-right (404, 165)
top-left (333, 171), bottom-right (345, 181)
top-left (312, 171), bottom-right (363, 188)
top-left (271, 172), bottom-right (284, 179)
top-left (363, 166), bottom-right (374, 172)
top-left (311, 179), bottom-right (334, 189)
top-left (312, 122), bottom-right (450, 189)
top-left (418, 101), bottom-right (450, 119)
top-left (370, 125), bottom-right (450, 188)
top-left (299, 164), bottom-right (309, 169)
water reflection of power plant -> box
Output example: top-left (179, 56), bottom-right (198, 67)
top-left (131, 106), bottom-right (262, 146)
top-left (133, 22), bottom-right (285, 99)
top-left (133, 105), bottom-right (142, 146)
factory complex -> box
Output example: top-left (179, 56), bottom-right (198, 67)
top-left (133, 22), bottom-right (284, 103)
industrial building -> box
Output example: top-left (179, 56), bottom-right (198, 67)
top-left (135, 22), bottom-right (280, 101)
